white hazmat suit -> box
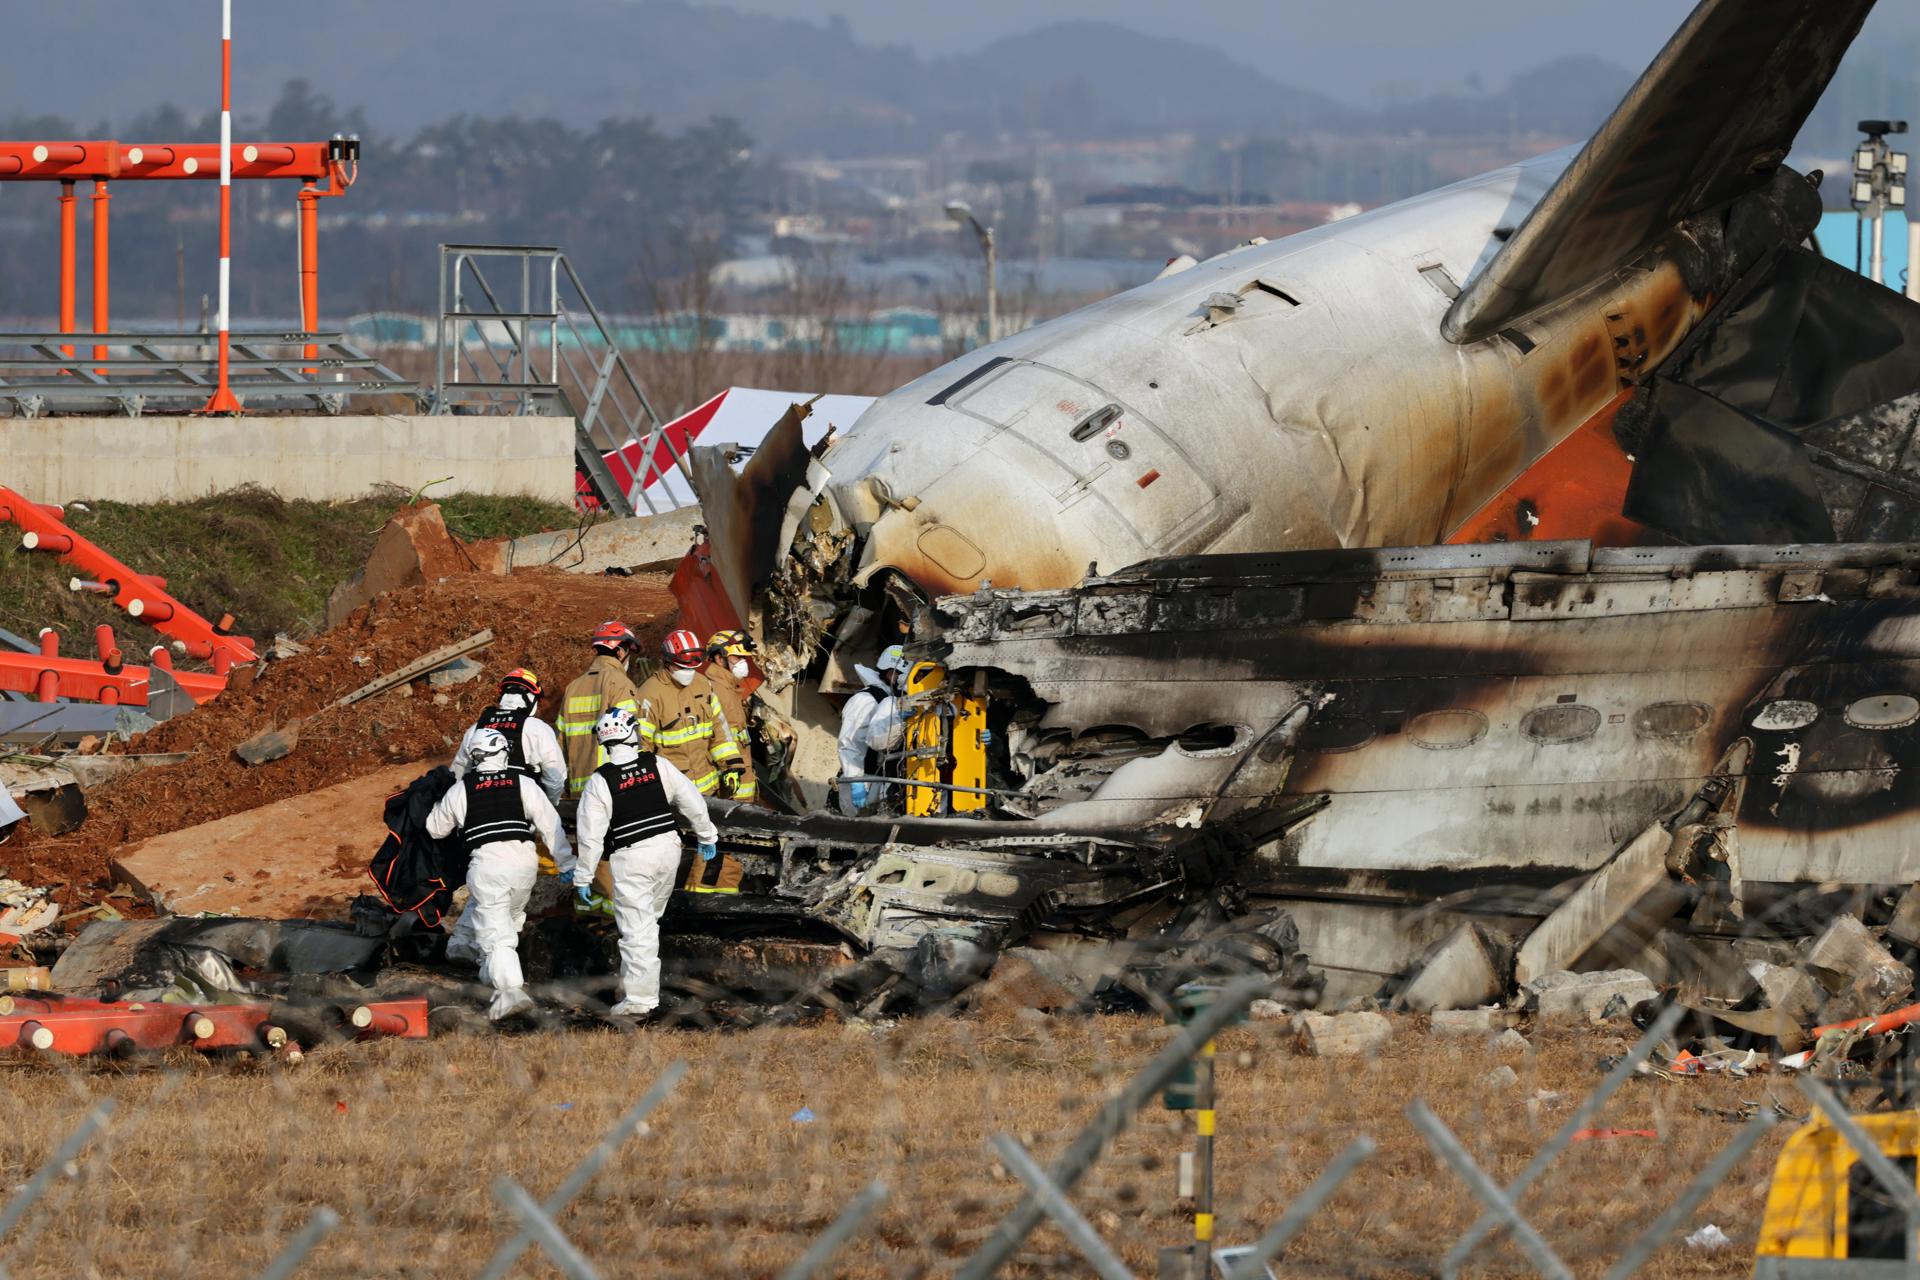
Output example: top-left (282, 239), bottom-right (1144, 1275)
top-left (448, 691), bottom-right (568, 802)
top-left (836, 658), bottom-right (906, 814)
top-left (426, 756), bottom-right (573, 1020)
top-left (573, 744), bottom-right (718, 1016)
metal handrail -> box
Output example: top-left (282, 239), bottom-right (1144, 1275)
top-left (432, 243), bottom-right (674, 517)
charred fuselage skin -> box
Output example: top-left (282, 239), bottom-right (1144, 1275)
top-left (932, 540), bottom-right (1920, 896)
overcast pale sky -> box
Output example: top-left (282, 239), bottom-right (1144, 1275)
top-left (694, 0), bottom-right (1920, 104)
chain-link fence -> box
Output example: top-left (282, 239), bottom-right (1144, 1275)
top-left (7, 950), bottom-right (1913, 1280)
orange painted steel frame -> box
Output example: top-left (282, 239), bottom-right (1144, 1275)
top-left (0, 485), bottom-right (258, 669)
top-left (0, 997), bottom-right (429, 1055)
top-left (1447, 390), bottom-right (1669, 548)
top-left (0, 650), bottom-right (226, 708)
top-left (0, 140), bottom-right (354, 370)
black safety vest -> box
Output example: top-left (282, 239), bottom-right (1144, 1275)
top-left (476, 704), bottom-right (532, 778)
top-left (463, 771), bottom-right (534, 848)
top-left (595, 753), bottom-right (677, 854)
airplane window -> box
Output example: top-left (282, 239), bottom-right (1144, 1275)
top-left (1845, 695), bottom-right (1920, 730)
top-left (1175, 723), bottom-right (1248, 755)
top-left (1408, 709), bottom-right (1487, 750)
top-left (1633, 702), bottom-right (1711, 739)
top-left (1751, 700), bottom-right (1820, 731)
top-left (1298, 715), bottom-right (1374, 754)
top-left (1522, 704), bottom-right (1601, 745)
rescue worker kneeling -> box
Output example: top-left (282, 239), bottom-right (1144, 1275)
top-left (427, 727), bottom-right (574, 1021)
top-left (571, 708), bottom-right (718, 1019)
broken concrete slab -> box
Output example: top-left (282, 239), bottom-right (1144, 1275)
top-left (1889, 884), bottom-right (1920, 950)
top-left (1514, 822), bottom-right (1688, 986)
top-left (1483, 1064), bottom-right (1519, 1090)
top-left (1803, 914), bottom-right (1913, 1021)
top-left (1296, 1011), bottom-right (1392, 1058)
top-left (111, 762), bottom-right (421, 920)
top-left (426, 655), bottom-right (485, 687)
top-left (1490, 1028), bottom-right (1530, 1055)
top-left (324, 502), bottom-right (484, 630)
top-left (503, 505), bottom-right (702, 575)
top-left (1396, 923), bottom-right (1507, 1012)
top-left (1751, 960), bottom-right (1824, 1026)
top-left (1430, 1008), bottom-right (1512, 1038)
top-left (1522, 969), bottom-right (1659, 1022)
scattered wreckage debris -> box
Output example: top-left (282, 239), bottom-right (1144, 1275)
top-left (1, 917), bottom-right (433, 1059)
top-left (233, 629), bottom-right (495, 764)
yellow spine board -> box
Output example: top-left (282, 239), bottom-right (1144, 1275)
top-left (904, 661), bottom-right (948, 817)
top-left (950, 691), bottom-right (987, 812)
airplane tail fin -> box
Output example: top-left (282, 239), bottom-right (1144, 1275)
top-left (1443, 0), bottom-right (1876, 345)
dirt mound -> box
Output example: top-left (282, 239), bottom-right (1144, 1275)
top-left (13, 564), bottom-right (678, 909)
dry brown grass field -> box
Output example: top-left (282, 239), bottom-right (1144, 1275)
top-left (0, 1008), bottom-right (1801, 1279)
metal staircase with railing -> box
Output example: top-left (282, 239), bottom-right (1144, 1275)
top-left (431, 244), bottom-right (677, 517)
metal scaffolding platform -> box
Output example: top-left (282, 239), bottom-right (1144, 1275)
top-left (0, 330), bottom-right (417, 417)
top-left (433, 244), bottom-right (671, 517)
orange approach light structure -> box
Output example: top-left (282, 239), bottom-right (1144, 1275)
top-left (0, 136), bottom-right (361, 373)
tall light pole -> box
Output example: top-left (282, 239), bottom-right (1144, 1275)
top-left (1851, 119), bottom-right (1908, 290)
top-left (946, 200), bottom-right (996, 346)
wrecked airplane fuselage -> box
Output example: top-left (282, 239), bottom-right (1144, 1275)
top-left (669, 0), bottom-right (1916, 1006)
top-left (688, 537), bottom-right (1920, 1002)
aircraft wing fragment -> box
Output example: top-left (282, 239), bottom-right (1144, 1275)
top-left (1443, 0), bottom-right (1877, 345)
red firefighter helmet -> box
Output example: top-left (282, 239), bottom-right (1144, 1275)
top-left (499, 667), bottom-right (542, 698)
top-left (590, 620), bottom-right (637, 654)
top-left (663, 628), bottom-right (705, 669)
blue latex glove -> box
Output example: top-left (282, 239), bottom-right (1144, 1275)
top-left (848, 781), bottom-right (869, 810)
top-left (574, 883), bottom-right (595, 907)
top-left (698, 841), bottom-right (718, 863)
top-left (978, 728), bottom-right (993, 746)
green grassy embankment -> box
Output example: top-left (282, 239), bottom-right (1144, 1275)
top-left (0, 485), bottom-right (580, 644)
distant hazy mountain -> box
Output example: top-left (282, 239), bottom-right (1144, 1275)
top-left (926, 21), bottom-right (1344, 138)
top-left (0, 0), bottom-right (1540, 152)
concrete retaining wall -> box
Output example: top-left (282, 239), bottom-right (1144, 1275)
top-left (0, 414), bottom-right (575, 505)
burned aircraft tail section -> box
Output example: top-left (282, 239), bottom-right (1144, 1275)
top-left (1444, 0), bottom-right (1877, 344)
top-left (1621, 247), bottom-right (1920, 544)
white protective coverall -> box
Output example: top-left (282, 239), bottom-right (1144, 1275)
top-left (427, 758), bottom-right (574, 1020)
top-left (448, 691), bottom-right (568, 802)
top-left (573, 745), bottom-right (718, 1015)
top-left (835, 661), bottom-right (905, 814)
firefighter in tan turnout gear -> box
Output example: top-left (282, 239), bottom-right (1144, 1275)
top-left (556, 620), bottom-right (642, 803)
top-left (633, 629), bottom-right (747, 892)
top-left (704, 629), bottom-right (760, 805)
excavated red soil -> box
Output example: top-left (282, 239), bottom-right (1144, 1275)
top-left (12, 564), bottom-right (679, 912)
